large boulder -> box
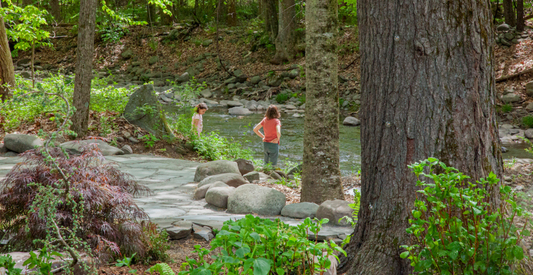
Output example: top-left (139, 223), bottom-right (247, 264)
top-left (281, 202), bottom-right (320, 219)
top-left (316, 200), bottom-right (353, 226)
top-left (166, 221), bottom-right (193, 240)
top-left (123, 84), bottom-right (174, 139)
top-left (235, 159), bottom-right (254, 175)
top-left (4, 134), bottom-right (43, 153)
top-left (198, 173), bottom-right (247, 188)
top-left (194, 160), bottom-right (241, 182)
top-left (227, 184), bottom-right (286, 215)
top-left (205, 187), bottom-right (235, 208)
top-left (228, 107), bottom-right (252, 115)
top-left (193, 184), bottom-right (213, 200)
top-left (60, 140), bottom-right (124, 156)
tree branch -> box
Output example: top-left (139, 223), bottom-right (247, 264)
top-left (496, 67), bottom-right (533, 83)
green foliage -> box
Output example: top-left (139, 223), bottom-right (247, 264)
top-left (23, 246), bottom-right (63, 275)
top-left (339, 0), bottom-right (358, 25)
top-left (339, 189), bottom-right (361, 227)
top-left (168, 77), bottom-right (206, 104)
top-left (142, 224), bottom-right (171, 264)
top-left (275, 93), bottom-right (290, 104)
top-left (140, 133), bottom-right (160, 148)
top-left (116, 253), bottom-right (138, 274)
top-left (400, 158), bottom-right (530, 274)
top-left (0, 1), bottom-right (51, 56)
top-left (179, 215), bottom-right (347, 275)
top-left (0, 254), bottom-right (22, 275)
top-left (522, 115), bottom-right (533, 128)
top-left (502, 104), bottom-right (513, 113)
top-left (0, 74), bottom-right (129, 131)
top-left (147, 263), bottom-right (175, 275)
top-left (191, 131), bottom-right (253, 161)
top-left (99, 23), bottom-right (129, 44)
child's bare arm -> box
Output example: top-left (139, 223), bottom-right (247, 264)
top-left (253, 124), bottom-right (264, 140)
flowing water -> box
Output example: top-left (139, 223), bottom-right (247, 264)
top-left (166, 107), bottom-right (362, 176)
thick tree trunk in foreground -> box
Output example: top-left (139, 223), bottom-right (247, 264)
top-left (503, 0), bottom-right (516, 26)
top-left (301, 0), bottom-right (344, 204)
top-left (0, 1), bottom-right (15, 102)
top-left (71, 0), bottom-right (97, 138)
top-left (272, 0), bottom-right (296, 64)
top-left (264, 0), bottom-right (278, 42)
top-left (517, 0), bottom-right (525, 32)
top-left (339, 1), bottom-right (502, 274)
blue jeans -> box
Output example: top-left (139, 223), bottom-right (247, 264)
top-left (263, 142), bottom-right (279, 166)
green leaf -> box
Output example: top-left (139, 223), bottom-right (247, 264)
top-left (235, 247), bottom-right (250, 258)
top-left (400, 251), bottom-right (409, 259)
top-left (513, 245), bottom-right (524, 260)
top-left (275, 267), bottom-right (285, 275)
top-left (253, 258), bottom-right (271, 275)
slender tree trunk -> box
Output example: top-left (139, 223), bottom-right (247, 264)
top-left (227, 0), bottom-right (237, 26)
top-left (339, 0), bottom-right (502, 274)
top-left (264, 0), bottom-right (278, 41)
top-left (49, 0), bottom-right (61, 22)
top-left (31, 42), bottom-right (34, 88)
top-left (71, 0), bottom-right (97, 138)
top-left (0, 1), bottom-right (15, 102)
top-left (301, 0), bottom-right (344, 204)
top-left (22, 0), bottom-right (31, 6)
top-left (147, 2), bottom-right (156, 26)
top-left (503, 0), bottom-right (516, 26)
top-left (271, 0), bottom-right (296, 64)
top-left (160, 7), bottom-right (172, 25)
top-left (194, 0), bottom-right (199, 14)
top-left (517, 0), bottom-right (524, 31)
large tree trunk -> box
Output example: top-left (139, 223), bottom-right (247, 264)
top-left (49, 0), bottom-right (61, 22)
top-left (71, 0), bottom-right (97, 138)
top-left (264, 0), bottom-right (278, 41)
top-left (160, 7), bottom-right (172, 25)
top-left (227, 0), bottom-right (237, 26)
top-left (339, 0), bottom-right (502, 274)
top-left (271, 0), bottom-right (296, 64)
top-left (0, 1), bottom-right (15, 102)
top-left (503, 0), bottom-right (516, 26)
top-left (301, 0), bottom-right (344, 204)
top-left (517, 0), bottom-right (525, 32)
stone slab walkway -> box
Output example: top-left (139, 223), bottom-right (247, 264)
top-left (0, 154), bottom-right (353, 240)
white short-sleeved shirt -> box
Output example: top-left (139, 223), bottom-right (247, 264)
top-left (192, 113), bottom-right (203, 133)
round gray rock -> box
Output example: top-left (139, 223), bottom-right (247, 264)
top-left (197, 173), bottom-right (246, 187)
top-left (343, 116), bottom-right (360, 126)
top-left (194, 183), bottom-right (213, 200)
top-left (229, 107), bottom-right (252, 115)
top-left (235, 159), bottom-right (254, 175)
top-left (526, 129), bottom-right (533, 139)
top-left (121, 145), bottom-right (133, 154)
top-left (206, 186), bottom-right (235, 208)
top-left (4, 134), bottom-right (43, 153)
top-left (281, 202), bottom-right (320, 219)
top-left (501, 93), bottom-right (521, 103)
top-left (227, 184), bottom-right (286, 215)
top-left (316, 200), bottom-right (353, 226)
top-left (194, 160), bottom-right (241, 182)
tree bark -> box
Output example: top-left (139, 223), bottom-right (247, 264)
top-left (339, 0), bottom-right (502, 274)
top-left (271, 0), bottom-right (296, 64)
top-left (301, 0), bottom-right (344, 204)
top-left (71, 0), bottom-right (97, 138)
top-left (49, 0), bottom-right (61, 22)
top-left (227, 0), bottom-right (237, 26)
top-left (160, 7), bottom-right (172, 26)
top-left (0, 1), bottom-right (15, 102)
top-left (503, 0), bottom-right (516, 26)
top-left (517, 0), bottom-right (525, 32)
top-left (264, 0), bottom-right (278, 41)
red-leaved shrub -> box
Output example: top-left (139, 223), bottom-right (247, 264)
top-left (0, 144), bottom-right (153, 260)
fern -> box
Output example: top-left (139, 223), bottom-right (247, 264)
top-left (147, 263), bottom-right (175, 275)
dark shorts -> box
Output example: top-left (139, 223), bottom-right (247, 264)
top-left (263, 142), bottom-right (279, 166)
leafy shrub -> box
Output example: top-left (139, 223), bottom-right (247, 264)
top-left (275, 93), bottom-right (290, 104)
top-left (522, 115), bottom-right (533, 128)
top-left (339, 189), bottom-right (361, 227)
top-left (502, 104), bottom-right (513, 113)
top-left (191, 132), bottom-right (253, 161)
top-left (179, 215), bottom-right (346, 275)
top-left (0, 254), bottom-right (22, 275)
top-left (147, 263), bottom-right (175, 275)
top-left (0, 144), bottom-right (153, 260)
top-left (0, 74), bottom-right (129, 131)
top-left (400, 158), bottom-right (530, 274)
top-left (142, 223), bottom-right (170, 264)
top-left (99, 23), bottom-right (129, 44)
